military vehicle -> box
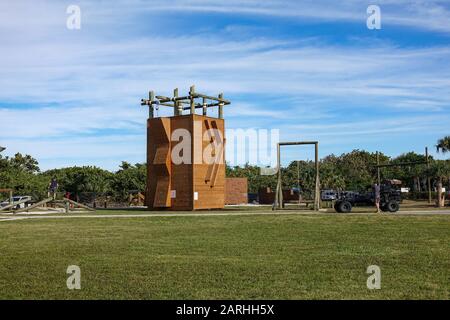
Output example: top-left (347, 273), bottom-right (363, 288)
top-left (333, 180), bottom-right (402, 213)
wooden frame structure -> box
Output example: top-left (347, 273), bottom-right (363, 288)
top-left (141, 86), bottom-right (229, 211)
top-left (141, 85), bottom-right (230, 118)
top-left (274, 141), bottom-right (320, 211)
top-left (0, 181), bottom-right (95, 214)
top-left (0, 195), bottom-right (95, 214)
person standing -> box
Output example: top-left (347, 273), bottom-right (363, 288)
top-left (48, 177), bottom-right (58, 200)
top-left (374, 183), bottom-right (381, 213)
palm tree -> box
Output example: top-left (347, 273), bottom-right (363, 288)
top-left (436, 136), bottom-right (450, 200)
top-left (436, 136), bottom-right (450, 154)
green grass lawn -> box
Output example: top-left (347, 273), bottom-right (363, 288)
top-left (0, 212), bottom-right (448, 299)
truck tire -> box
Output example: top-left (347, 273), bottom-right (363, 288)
top-left (334, 201), bottom-right (342, 212)
top-left (386, 200), bottom-right (399, 212)
top-left (338, 200), bottom-right (352, 213)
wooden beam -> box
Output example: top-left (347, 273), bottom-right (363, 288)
top-left (149, 91), bottom-right (155, 119)
top-left (174, 88), bottom-right (179, 116)
top-left (65, 198), bottom-right (95, 211)
top-left (195, 93), bottom-right (230, 104)
top-left (14, 197), bottom-right (53, 213)
top-left (218, 93), bottom-right (224, 119)
top-left (202, 97), bottom-right (207, 116)
top-left (189, 85), bottom-right (195, 114)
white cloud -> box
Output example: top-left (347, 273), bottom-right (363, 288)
top-left (1, 0), bottom-right (450, 169)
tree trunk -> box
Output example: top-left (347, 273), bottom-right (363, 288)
top-left (437, 179), bottom-right (444, 208)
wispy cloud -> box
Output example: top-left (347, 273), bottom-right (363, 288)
top-left (68, 0), bottom-right (450, 33)
top-left (0, 0), bottom-right (449, 169)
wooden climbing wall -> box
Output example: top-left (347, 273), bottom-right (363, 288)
top-left (146, 114), bottom-right (225, 210)
top-left (146, 117), bottom-right (171, 208)
top-left (193, 115), bottom-right (225, 209)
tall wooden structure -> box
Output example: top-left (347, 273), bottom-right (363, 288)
top-left (141, 86), bottom-right (230, 210)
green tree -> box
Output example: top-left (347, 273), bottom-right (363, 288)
top-left (436, 136), bottom-right (450, 154)
top-left (386, 152), bottom-right (427, 192)
top-left (428, 160), bottom-right (450, 207)
top-left (0, 153), bottom-right (47, 200)
top-left (334, 150), bottom-right (387, 191)
top-left (110, 163), bottom-right (147, 200)
top-left (43, 166), bottom-right (113, 197)
top-left (10, 153), bottom-right (40, 173)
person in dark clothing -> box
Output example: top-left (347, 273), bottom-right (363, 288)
top-left (48, 177), bottom-right (58, 200)
top-left (374, 183), bottom-right (381, 213)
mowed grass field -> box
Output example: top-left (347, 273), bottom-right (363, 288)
top-left (0, 212), bottom-right (448, 299)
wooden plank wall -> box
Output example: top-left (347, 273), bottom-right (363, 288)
top-left (193, 115), bottom-right (225, 210)
top-left (170, 116), bottom-right (194, 210)
top-left (146, 114), bottom-right (225, 210)
top-left (146, 117), bottom-right (171, 209)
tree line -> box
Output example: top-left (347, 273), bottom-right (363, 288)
top-left (0, 157), bottom-right (146, 202)
top-left (227, 150), bottom-right (450, 196)
top-left (1, 136), bottom-right (449, 202)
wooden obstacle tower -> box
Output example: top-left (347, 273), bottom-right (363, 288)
top-left (141, 86), bottom-right (230, 210)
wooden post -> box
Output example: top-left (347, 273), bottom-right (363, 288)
top-left (9, 190), bottom-right (13, 206)
top-left (426, 147), bottom-right (432, 204)
top-left (297, 160), bottom-right (301, 205)
top-left (276, 143), bottom-right (283, 209)
top-left (376, 151), bottom-right (381, 185)
top-left (149, 91), bottom-right (154, 119)
top-left (202, 97), bottom-right (207, 116)
top-left (174, 88), bottom-right (179, 116)
top-left (314, 142), bottom-right (320, 211)
top-left (189, 85), bottom-right (195, 114)
top-left (218, 93), bottom-right (224, 119)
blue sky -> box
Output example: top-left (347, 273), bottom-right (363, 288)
top-left (0, 0), bottom-right (449, 171)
